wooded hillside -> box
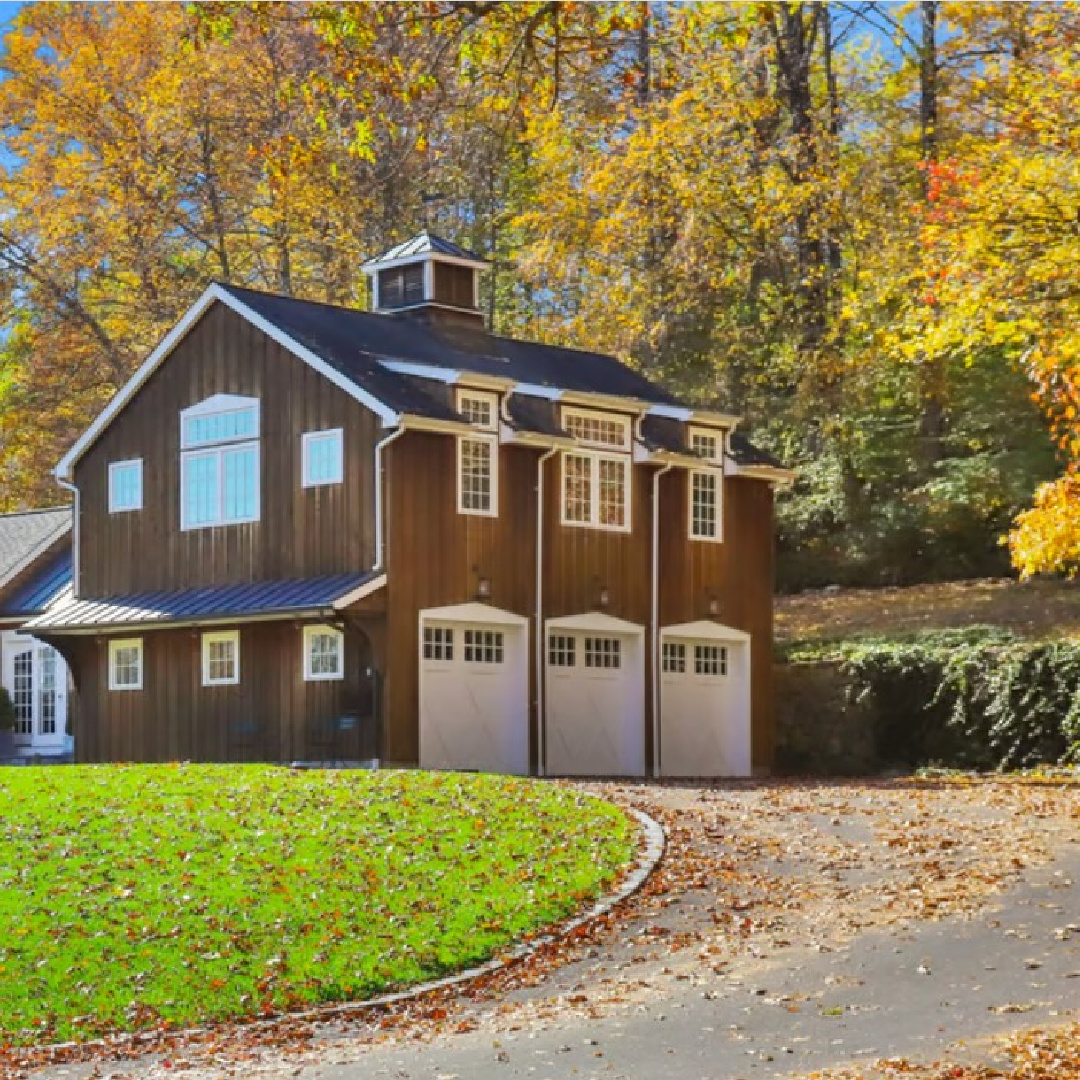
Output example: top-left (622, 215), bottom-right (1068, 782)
top-left (0, 2), bottom-right (1075, 588)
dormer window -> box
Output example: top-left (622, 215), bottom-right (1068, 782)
top-left (688, 425), bottom-right (723, 542)
top-left (456, 389), bottom-right (498, 516)
top-left (180, 394), bottom-right (260, 530)
top-left (561, 407), bottom-right (632, 532)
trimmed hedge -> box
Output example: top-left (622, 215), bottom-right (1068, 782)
top-left (779, 630), bottom-right (1080, 771)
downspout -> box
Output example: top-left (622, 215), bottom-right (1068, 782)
top-left (535, 445), bottom-right (558, 777)
top-left (651, 462), bottom-right (673, 779)
top-left (373, 423), bottom-right (406, 571)
top-left (56, 476), bottom-right (80, 597)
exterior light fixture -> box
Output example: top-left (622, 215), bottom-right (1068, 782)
top-left (476, 576), bottom-right (491, 601)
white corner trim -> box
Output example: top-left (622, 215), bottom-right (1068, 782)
top-left (56, 284), bottom-right (400, 479)
top-left (332, 573), bottom-right (387, 610)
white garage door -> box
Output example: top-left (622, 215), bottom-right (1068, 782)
top-left (544, 613), bottom-right (645, 777)
top-left (419, 603), bottom-right (529, 776)
top-left (660, 621), bottom-right (751, 778)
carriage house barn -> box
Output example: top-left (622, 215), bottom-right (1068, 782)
top-left (29, 231), bottom-right (791, 776)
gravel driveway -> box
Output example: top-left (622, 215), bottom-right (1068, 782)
top-left (24, 778), bottom-right (1080, 1080)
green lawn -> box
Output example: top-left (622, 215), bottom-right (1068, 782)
top-left (0, 764), bottom-right (634, 1045)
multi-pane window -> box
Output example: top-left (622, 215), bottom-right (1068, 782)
top-left (38, 649), bottom-right (56, 735)
top-left (302, 429), bottom-right (344, 488)
top-left (563, 409), bottom-right (630, 450)
top-left (695, 644), bottom-right (728, 676)
top-left (303, 625), bottom-right (343, 681)
top-left (562, 453), bottom-right (629, 531)
top-left (584, 637), bottom-right (621, 669)
top-left (180, 396), bottom-right (260, 530)
top-left (423, 626), bottom-right (454, 661)
top-left (548, 635), bottom-right (576, 667)
top-left (12, 650), bottom-right (32, 731)
top-left (458, 436), bottom-right (496, 514)
top-left (662, 642), bottom-right (686, 673)
top-left (689, 429), bottom-right (721, 462)
top-left (457, 390), bottom-right (498, 516)
top-left (457, 391), bottom-right (497, 430)
top-left (108, 459), bottom-right (143, 513)
top-left (108, 638), bottom-right (143, 691)
top-left (690, 470), bottom-right (721, 541)
top-left (464, 629), bottom-right (504, 664)
top-left (202, 630), bottom-right (240, 686)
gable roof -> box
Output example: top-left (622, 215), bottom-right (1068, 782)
top-left (0, 550), bottom-right (72, 619)
top-left (361, 230), bottom-right (489, 269)
top-left (0, 507), bottom-right (72, 593)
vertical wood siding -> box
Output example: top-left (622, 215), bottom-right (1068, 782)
top-left (72, 623), bottom-right (376, 764)
top-left (74, 302), bottom-right (379, 596)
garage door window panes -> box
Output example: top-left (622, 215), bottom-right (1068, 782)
top-left (585, 637), bottom-right (621, 669)
top-left (694, 644), bottom-right (728, 676)
top-left (662, 642), bottom-right (686, 673)
top-left (423, 626), bottom-right (454, 661)
top-left (464, 629), bottom-right (504, 664)
top-left (549, 635), bottom-right (576, 667)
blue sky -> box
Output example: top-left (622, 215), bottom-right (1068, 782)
top-left (0, 2), bottom-right (19, 31)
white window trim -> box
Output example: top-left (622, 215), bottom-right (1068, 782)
top-left (180, 394), bottom-right (260, 449)
top-left (562, 405), bottom-right (632, 450)
top-left (201, 630), bottom-right (240, 686)
top-left (108, 638), bottom-right (144, 691)
top-left (456, 388), bottom-right (499, 431)
top-left (688, 467), bottom-right (724, 543)
top-left (303, 625), bottom-right (344, 682)
top-left (180, 442), bottom-right (261, 531)
top-left (456, 432), bottom-right (499, 517)
top-left (688, 424), bottom-right (724, 463)
top-left (301, 428), bottom-right (344, 489)
top-left (108, 459), bottom-right (143, 514)
top-left (560, 450), bottom-right (632, 533)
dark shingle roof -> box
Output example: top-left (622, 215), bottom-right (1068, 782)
top-left (0, 507), bottom-right (71, 590)
top-left (1, 551), bottom-right (72, 617)
top-left (362, 230), bottom-right (489, 268)
top-left (220, 284), bottom-right (681, 412)
top-left (26, 571), bottom-right (378, 632)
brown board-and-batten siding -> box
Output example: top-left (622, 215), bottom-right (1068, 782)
top-left (380, 431), bottom-right (539, 765)
top-left (75, 301), bottom-right (380, 596)
top-left (657, 472), bottom-right (776, 772)
top-left (69, 623), bottom-right (376, 764)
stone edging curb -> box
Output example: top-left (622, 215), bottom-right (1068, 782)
top-left (31, 804), bottom-right (666, 1057)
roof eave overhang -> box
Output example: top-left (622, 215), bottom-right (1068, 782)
top-left (332, 572), bottom-right (387, 610)
top-left (727, 463), bottom-right (796, 488)
top-left (378, 359), bottom-right (516, 392)
top-left (361, 252), bottom-right (490, 274)
top-left (0, 521), bottom-right (72, 595)
top-left (649, 404), bottom-right (741, 429)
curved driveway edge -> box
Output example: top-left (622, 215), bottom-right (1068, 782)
top-left (31, 802), bottom-right (666, 1058)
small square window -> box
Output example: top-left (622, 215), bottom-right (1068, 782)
top-left (548, 635), bottom-right (576, 668)
top-left (662, 642), bottom-right (686, 673)
top-left (202, 630), bottom-right (240, 686)
top-left (302, 429), bottom-right (344, 488)
top-left (464, 629), bottom-right (504, 663)
top-left (108, 460), bottom-right (143, 513)
top-left (108, 638), bottom-right (143, 690)
top-left (689, 427), bottom-right (722, 462)
top-left (423, 626), bottom-right (454, 661)
top-left (694, 644), bottom-right (728, 676)
top-left (304, 625), bottom-right (344, 681)
top-left (584, 637), bottom-right (621, 669)
top-left (457, 390), bottom-right (498, 431)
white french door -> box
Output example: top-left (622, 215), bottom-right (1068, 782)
top-left (2, 635), bottom-right (67, 750)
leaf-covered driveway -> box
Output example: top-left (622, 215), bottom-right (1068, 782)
top-left (18, 777), bottom-right (1080, 1080)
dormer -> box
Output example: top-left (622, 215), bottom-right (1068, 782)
top-left (361, 230), bottom-right (489, 329)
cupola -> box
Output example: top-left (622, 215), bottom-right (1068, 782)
top-left (361, 230), bottom-right (489, 328)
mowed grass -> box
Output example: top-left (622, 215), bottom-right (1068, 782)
top-left (0, 764), bottom-right (634, 1045)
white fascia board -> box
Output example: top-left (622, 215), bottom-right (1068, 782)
top-left (55, 283), bottom-right (400, 480)
top-left (502, 427), bottom-right (575, 449)
top-left (647, 403), bottom-right (742, 428)
top-left (333, 573), bottom-right (387, 610)
top-left (728, 462), bottom-right (797, 487)
top-left (361, 252), bottom-right (489, 274)
top-left (401, 414), bottom-right (478, 436)
top-left (420, 601), bottom-right (527, 628)
top-left (512, 384), bottom-right (564, 401)
top-left (638, 448), bottom-right (701, 468)
top-left (545, 611), bottom-right (645, 636)
top-left (560, 390), bottom-right (652, 414)
top-left (661, 619), bottom-right (751, 644)
top-left (380, 359), bottom-right (459, 383)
